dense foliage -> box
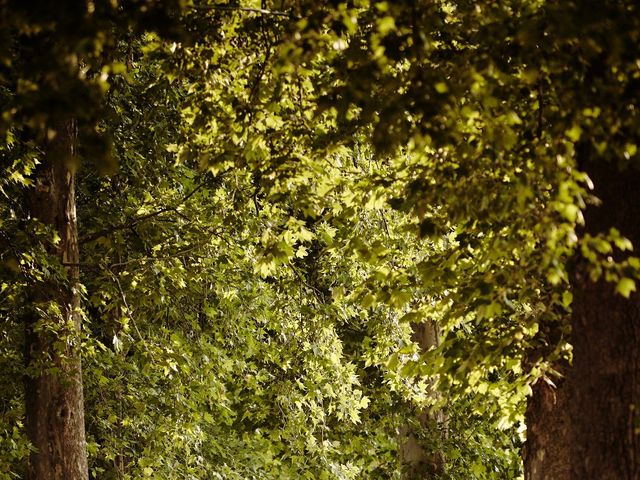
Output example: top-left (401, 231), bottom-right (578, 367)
top-left (1, 0), bottom-right (639, 479)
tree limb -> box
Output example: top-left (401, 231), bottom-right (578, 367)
top-left (79, 182), bottom-right (205, 244)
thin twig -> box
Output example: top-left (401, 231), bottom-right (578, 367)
top-left (379, 210), bottom-right (390, 237)
top-left (108, 268), bottom-right (144, 342)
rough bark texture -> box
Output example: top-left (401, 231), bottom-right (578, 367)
top-left (523, 361), bottom-right (571, 480)
top-left (24, 119), bottom-right (89, 480)
top-left (568, 161), bottom-right (640, 479)
top-left (400, 321), bottom-right (444, 479)
top-left (525, 161), bottom-right (640, 479)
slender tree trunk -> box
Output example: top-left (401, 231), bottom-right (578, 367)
top-left (525, 162), bottom-right (640, 479)
top-left (24, 119), bottom-right (89, 480)
top-left (400, 320), bottom-right (444, 479)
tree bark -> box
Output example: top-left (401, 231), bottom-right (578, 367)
top-left (567, 161), bottom-right (640, 479)
top-left (525, 161), bottom-right (640, 479)
top-left (24, 119), bottom-right (89, 480)
top-left (523, 361), bottom-right (571, 480)
top-left (399, 320), bottom-right (445, 479)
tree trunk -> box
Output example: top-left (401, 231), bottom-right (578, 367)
top-left (523, 360), bottom-right (571, 480)
top-left (24, 119), bottom-right (89, 480)
top-left (399, 320), bottom-right (444, 479)
top-left (525, 161), bottom-right (640, 479)
top-left (568, 161), bottom-right (640, 479)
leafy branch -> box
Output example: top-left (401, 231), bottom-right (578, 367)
top-left (79, 182), bottom-right (206, 244)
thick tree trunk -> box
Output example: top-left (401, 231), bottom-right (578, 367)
top-left (523, 361), bottom-right (571, 480)
top-left (399, 320), bottom-right (444, 479)
top-left (24, 119), bottom-right (89, 480)
top-left (525, 162), bottom-right (640, 479)
top-left (568, 162), bottom-right (640, 479)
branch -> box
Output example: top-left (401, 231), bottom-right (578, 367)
top-left (107, 267), bottom-right (144, 342)
top-left (80, 182), bottom-right (205, 244)
top-left (379, 210), bottom-right (390, 237)
top-left (108, 244), bottom-right (207, 269)
top-left (191, 3), bottom-right (299, 19)
top-left (80, 209), bottom-right (169, 245)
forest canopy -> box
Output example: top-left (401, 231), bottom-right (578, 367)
top-left (1, 1), bottom-right (639, 479)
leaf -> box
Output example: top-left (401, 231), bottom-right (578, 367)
top-left (562, 290), bottom-right (573, 307)
top-left (616, 278), bottom-right (636, 298)
top-left (377, 16), bottom-right (396, 36)
top-left (565, 124), bottom-right (583, 142)
top-left (434, 82), bottom-right (449, 94)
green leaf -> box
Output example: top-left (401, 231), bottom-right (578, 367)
top-left (616, 278), bottom-right (636, 298)
top-left (377, 16), bottom-right (396, 36)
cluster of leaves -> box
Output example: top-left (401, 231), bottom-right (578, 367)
top-left (74, 44), bottom-right (437, 479)
top-left (5, 0), bottom-right (640, 479)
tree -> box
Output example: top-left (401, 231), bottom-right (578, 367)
top-left (567, 162), bottom-right (640, 479)
top-left (256, 0), bottom-right (640, 477)
top-left (23, 118), bottom-right (88, 480)
top-left (398, 320), bottom-right (444, 479)
top-left (3, 10), bottom-right (461, 477)
top-left (0, 2), bottom-right (185, 478)
top-left (3, 1), bottom-right (638, 478)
